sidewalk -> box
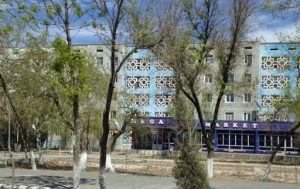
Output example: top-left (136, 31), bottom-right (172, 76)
top-left (0, 168), bottom-right (300, 189)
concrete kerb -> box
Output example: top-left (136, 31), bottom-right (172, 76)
top-left (0, 184), bottom-right (51, 189)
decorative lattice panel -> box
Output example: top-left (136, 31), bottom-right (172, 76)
top-left (261, 95), bottom-right (284, 109)
top-left (128, 94), bottom-right (149, 106)
top-left (156, 76), bottom-right (176, 89)
top-left (156, 59), bottom-right (173, 71)
top-left (261, 75), bottom-right (289, 89)
top-left (262, 57), bottom-right (290, 70)
top-left (127, 59), bottom-right (150, 71)
top-left (127, 76), bottom-right (150, 88)
top-left (155, 94), bottom-right (174, 107)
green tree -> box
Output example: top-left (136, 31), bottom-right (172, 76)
top-left (173, 137), bottom-right (211, 189)
top-left (51, 36), bottom-right (90, 189)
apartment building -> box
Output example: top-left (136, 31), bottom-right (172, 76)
top-left (75, 42), bottom-right (299, 153)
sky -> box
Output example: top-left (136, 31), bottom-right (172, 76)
top-left (37, 1), bottom-right (299, 45)
top-left (248, 9), bottom-right (299, 42)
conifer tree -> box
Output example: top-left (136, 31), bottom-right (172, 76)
top-left (173, 137), bottom-right (211, 189)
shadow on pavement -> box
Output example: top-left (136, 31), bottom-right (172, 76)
top-left (0, 175), bottom-right (97, 188)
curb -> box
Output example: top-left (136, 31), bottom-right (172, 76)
top-left (0, 184), bottom-right (51, 189)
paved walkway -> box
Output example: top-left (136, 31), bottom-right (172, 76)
top-left (0, 168), bottom-right (299, 189)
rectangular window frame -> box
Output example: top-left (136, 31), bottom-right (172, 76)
top-left (225, 112), bottom-right (234, 120)
top-left (228, 73), bottom-right (234, 83)
top-left (243, 112), bottom-right (251, 121)
top-left (225, 93), bottom-right (235, 103)
top-left (245, 54), bottom-right (252, 66)
top-left (244, 93), bottom-right (252, 103)
top-left (97, 56), bottom-right (103, 65)
top-left (206, 93), bottom-right (212, 102)
top-left (204, 74), bottom-right (213, 83)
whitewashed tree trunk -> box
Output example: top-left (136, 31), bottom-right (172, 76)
top-left (74, 156), bottom-right (80, 189)
top-left (261, 162), bottom-right (272, 182)
top-left (3, 150), bottom-right (7, 167)
top-left (70, 135), bottom-right (75, 154)
top-left (30, 150), bottom-right (37, 171)
top-left (105, 154), bottom-right (115, 172)
top-left (207, 158), bottom-right (214, 178)
top-left (24, 150), bottom-right (29, 163)
top-left (73, 152), bottom-right (87, 189)
top-left (79, 152), bottom-right (87, 170)
top-left (37, 133), bottom-right (43, 163)
top-left (38, 150), bottom-right (44, 163)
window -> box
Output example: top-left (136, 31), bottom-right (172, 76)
top-left (244, 46), bottom-right (252, 50)
top-left (228, 73), bottom-right (234, 83)
top-left (270, 47), bottom-right (278, 51)
top-left (244, 93), bottom-right (252, 103)
top-left (97, 49), bottom-right (103, 53)
top-left (246, 74), bottom-right (252, 82)
top-left (206, 55), bottom-right (213, 64)
top-left (288, 47), bottom-right (297, 51)
top-left (245, 54), bottom-right (252, 66)
top-left (97, 57), bottom-right (103, 65)
top-left (206, 93), bottom-right (212, 102)
top-left (113, 92), bottom-right (117, 101)
top-left (115, 74), bottom-right (118, 83)
top-left (114, 57), bottom-right (119, 68)
top-left (110, 111), bottom-right (117, 119)
top-left (225, 112), bottom-right (234, 120)
top-left (204, 74), bottom-right (213, 83)
top-left (225, 93), bottom-right (234, 103)
top-left (243, 113), bottom-right (251, 121)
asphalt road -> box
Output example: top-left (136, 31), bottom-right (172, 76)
top-left (0, 168), bottom-right (299, 189)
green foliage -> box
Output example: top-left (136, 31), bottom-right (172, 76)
top-left (173, 138), bottom-right (211, 189)
top-left (274, 88), bottom-right (300, 121)
top-left (52, 37), bottom-right (89, 97)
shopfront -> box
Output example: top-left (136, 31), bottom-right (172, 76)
top-left (131, 117), bottom-right (299, 154)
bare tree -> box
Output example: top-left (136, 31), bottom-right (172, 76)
top-left (90, 0), bottom-right (163, 188)
top-left (158, 0), bottom-right (255, 178)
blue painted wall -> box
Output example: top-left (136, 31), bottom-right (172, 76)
top-left (259, 43), bottom-right (300, 119)
top-left (125, 49), bottom-right (175, 116)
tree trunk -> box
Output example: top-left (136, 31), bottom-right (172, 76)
top-left (207, 142), bottom-right (214, 178)
top-left (261, 122), bottom-right (300, 182)
top-left (73, 152), bottom-right (81, 189)
top-left (30, 150), bottom-right (37, 171)
top-left (7, 105), bottom-right (15, 188)
top-left (24, 148), bottom-right (29, 163)
top-left (105, 153), bottom-right (114, 172)
top-left (99, 168), bottom-right (106, 189)
top-left (86, 115), bottom-right (90, 152)
top-left (38, 150), bottom-right (44, 163)
top-left (36, 132), bottom-right (43, 163)
top-left (99, 71), bottom-right (115, 189)
top-left (99, 110), bottom-right (110, 189)
top-left (73, 93), bottom-right (84, 189)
